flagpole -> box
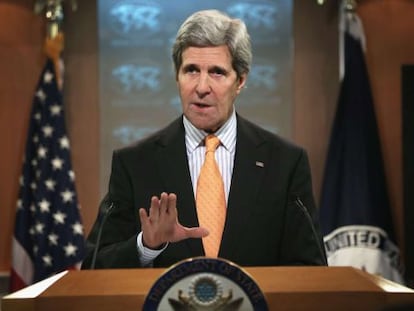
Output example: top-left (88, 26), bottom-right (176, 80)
top-left (45, 0), bottom-right (64, 39)
top-left (315, 0), bottom-right (357, 7)
top-left (34, 0), bottom-right (78, 38)
top-left (33, 0), bottom-right (78, 89)
top-left (339, 0), bottom-right (357, 80)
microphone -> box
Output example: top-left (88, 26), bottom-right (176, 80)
top-left (293, 196), bottom-right (328, 266)
top-left (89, 198), bottom-right (116, 269)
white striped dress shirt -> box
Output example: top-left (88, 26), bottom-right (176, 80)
top-left (137, 109), bottom-right (237, 266)
top-left (184, 109), bottom-right (237, 202)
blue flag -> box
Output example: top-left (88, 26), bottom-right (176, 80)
top-left (319, 12), bottom-right (403, 283)
top-left (10, 58), bottom-right (85, 291)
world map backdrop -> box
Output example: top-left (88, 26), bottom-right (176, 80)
top-left (98, 0), bottom-right (293, 193)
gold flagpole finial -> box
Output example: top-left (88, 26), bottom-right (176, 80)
top-left (46, 0), bottom-right (64, 39)
top-left (344, 0), bottom-right (357, 12)
top-left (34, 0), bottom-right (77, 88)
top-left (34, 0), bottom-right (63, 39)
top-left (316, 0), bottom-right (358, 8)
top-left (34, 0), bottom-right (78, 39)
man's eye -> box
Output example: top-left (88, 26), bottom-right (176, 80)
top-left (184, 65), bottom-right (198, 73)
top-left (211, 68), bottom-right (226, 76)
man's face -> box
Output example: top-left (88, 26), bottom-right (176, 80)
top-left (177, 45), bottom-right (247, 133)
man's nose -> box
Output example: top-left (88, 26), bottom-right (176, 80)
top-left (196, 73), bottom-right (211, 97)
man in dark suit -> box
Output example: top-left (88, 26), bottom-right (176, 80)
top-left (83, 9), bottom-right (326, 269)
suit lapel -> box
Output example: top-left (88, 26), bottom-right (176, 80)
top-left (153, 116), bottom-right (270, 260)
top-left (219, 116), bottom-right (269, 259)
top-left (155, 118), bottom-right (204, 256)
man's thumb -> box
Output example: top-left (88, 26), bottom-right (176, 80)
top-left (185, 227), bottom-right (209, 239)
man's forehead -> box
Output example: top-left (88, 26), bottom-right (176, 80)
top-left (181, 46), bottom-right (232, 66)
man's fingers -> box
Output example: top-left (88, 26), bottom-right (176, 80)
top-left (159, 192), bottom-right (168, 214)
top-left (138, 208), bottom-right (148, 225)
top-left (184, 227), bottom-right (209, 239)
top-left (149, 195), bottom-right (160, 221)
top-left (167, 193), bottom-right (177, 215)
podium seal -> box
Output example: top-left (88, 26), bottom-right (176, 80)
top-left (142, 257), bottom-right (268, 310)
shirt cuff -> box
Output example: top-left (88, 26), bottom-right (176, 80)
top-left (136, 231), bottom-right (168, 267)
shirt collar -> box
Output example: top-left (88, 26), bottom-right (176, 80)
top-left (183, 108), bottom-right (237, 154)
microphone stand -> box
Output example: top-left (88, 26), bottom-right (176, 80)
top-left (89, 201), bottom-right (115, 269)
top-left (294, 196), bottom-right (328, 266)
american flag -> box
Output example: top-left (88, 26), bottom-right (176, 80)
top-left (10, 58), bottom-right (85, 292)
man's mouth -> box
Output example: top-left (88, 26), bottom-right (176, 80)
top-left (193, 103), bottom-right (210, 108)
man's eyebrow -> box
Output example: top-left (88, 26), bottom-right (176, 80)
top-left (209, 65), bottom-right (227, 72)
top-left (182, 63), bottom-right (199, 70)
top-left (181, 63), bottom-right (229, 73)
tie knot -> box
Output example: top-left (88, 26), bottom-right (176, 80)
top-left (205, 135), bottom-right (220, 152)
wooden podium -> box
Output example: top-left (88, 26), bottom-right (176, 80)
top-left (2, 267), bottom-right (414, 311)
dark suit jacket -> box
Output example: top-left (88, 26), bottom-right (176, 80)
top-left (82, 114), bottom-right (326, 269)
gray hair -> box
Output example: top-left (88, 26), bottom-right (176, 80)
top-left (172, 10), bottom-right (252, 79)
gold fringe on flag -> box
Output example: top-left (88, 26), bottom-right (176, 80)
top-left (44, 32), bottom-right (64, 90)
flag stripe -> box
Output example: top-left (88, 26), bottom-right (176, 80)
top-left (9, 269), bottom-right (27, 293)
top-left (11, 237), bottom-right (34, 286)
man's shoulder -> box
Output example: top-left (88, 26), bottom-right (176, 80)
top-left (237, 114), bottom-right (303, 153)
top-left (114, 116), bottom-right (184, 156)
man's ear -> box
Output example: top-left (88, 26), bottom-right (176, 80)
top-left (236, 73), bottom-right (248, 94)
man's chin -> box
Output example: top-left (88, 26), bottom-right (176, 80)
top-left (191, 120), bottom-right (220, 133)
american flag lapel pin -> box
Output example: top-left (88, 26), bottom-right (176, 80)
top-left (255, 161), bottom-right (264, 168)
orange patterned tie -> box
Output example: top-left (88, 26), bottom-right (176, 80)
top-left (196, 134), bottom-right (226, 258)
